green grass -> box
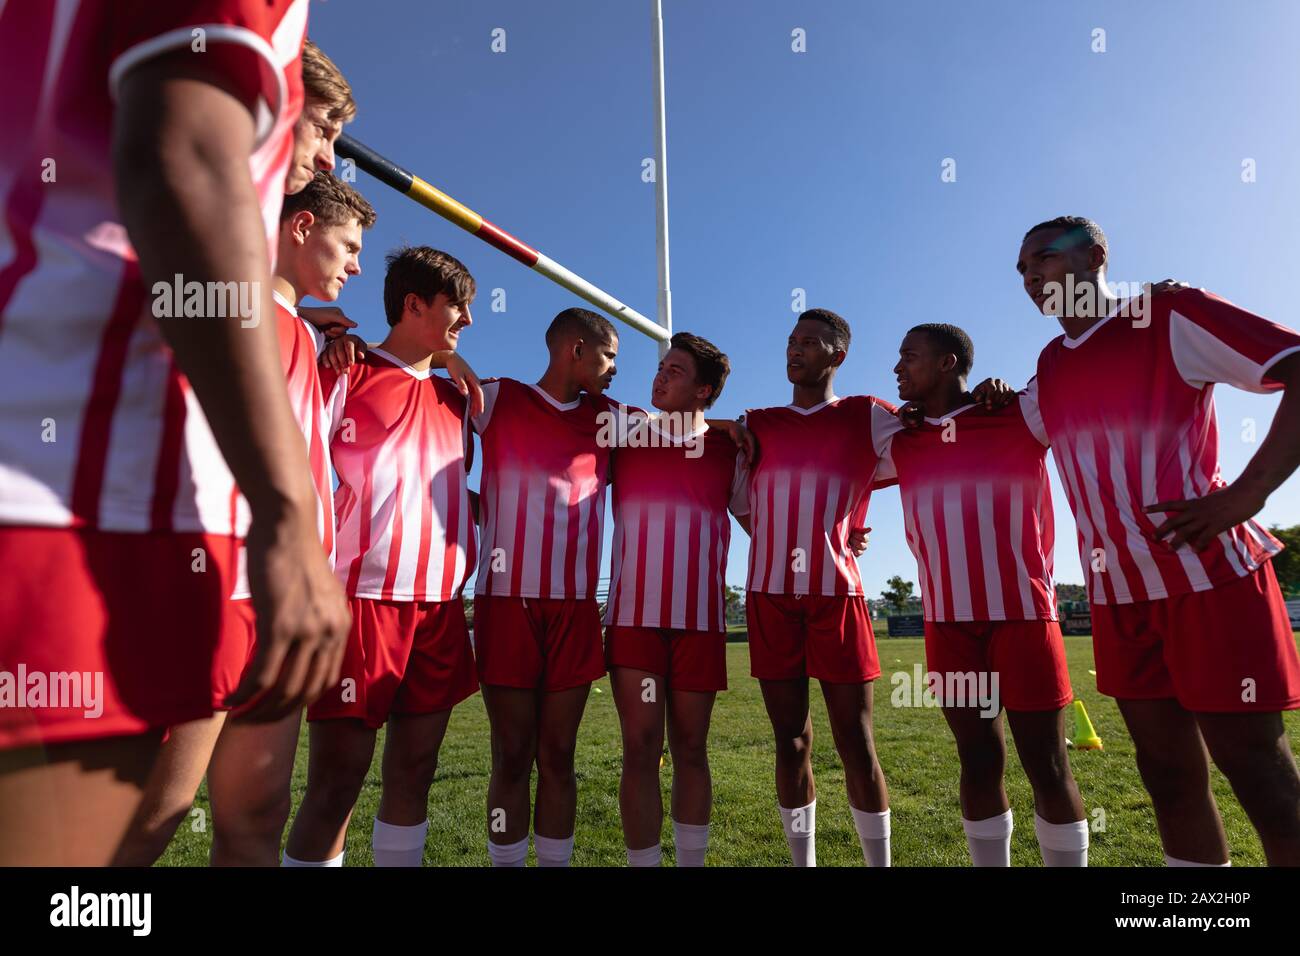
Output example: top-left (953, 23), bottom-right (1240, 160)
top-left (158, 634), bottom-right (1300, 867)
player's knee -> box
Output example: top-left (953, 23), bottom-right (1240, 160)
top-left (215, 787), bottom-right (292, 843)
top-left (304, 758), bottom-right (370, 816)
top-left (1134, 747), bottom-right (1209, 808)
top-left (621, 725), bottom-right (663, 767)
top-left (1019, 744), bottom-right (1072, 789)
top-left (491, 734), bottom-right (537, 780)
top-left (536, 741), bottom-right (578, 781)
top-left (773, 725), bottom-right (812, 762)
top-left (1213, 742), bottom-right (1300, 803)
top-left (955, 737), bottom-right (1005, 784)
top-left (668, 732), bottom-right (709, 771)
top-left (388, 748), bottom-right (440, 795)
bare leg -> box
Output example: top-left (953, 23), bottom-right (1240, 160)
top-left (116, 712), bottom-right (227, 865)
top-left (283, 718), bottom-right (376, 862)
top-left (1, 732), bottom-right (161, 866)
top-left (610, 667), bottom-right (666, 850)
top-left (378, 709), bottom-right (454, 826)
top-left (759, 677), bottom-right (814, 809)
top-left (1197, 710), bottom-right (1300, 866)
top-left (940, 705), bottom-right (1009, 822)
top-left (1005, 707), bottom-right (1085, 823)
top-left (207, 709), bottom-right (302, 865)
top-left (482, 684), bottom-right (538, 847)
top-left (820, 680), bottom-right (888, 812)
top-left (666, 688), bottom-right (716, 826)
top-left (1117, 697), bottom-right (1228, 864)
top-left (534, 683), bottom-right (592, 839)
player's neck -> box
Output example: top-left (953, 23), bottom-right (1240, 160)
top-left (1057, 277), bottom-right (1118, 340)
top-left (655, 407), bottom-right (706, 435)
top-left (536, 368), bottom-right (582, 405)
top-left (376, 327), bottom-right (434, 372)
top-left (791, 380), bottom-right (836, 409)
top-left (917, 381), bottom-right (968, 419)
top-left (272, 273), bottom-right (302, 307)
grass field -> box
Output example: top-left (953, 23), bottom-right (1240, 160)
top-left (158, 633), bottom-right (1300, 867)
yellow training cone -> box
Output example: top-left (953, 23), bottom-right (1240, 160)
top-left (1070, 700), bottom-right (1103, 750)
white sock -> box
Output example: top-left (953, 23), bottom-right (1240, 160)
top-left (779, 799), bottom-right (816, 867)
top-left (1165, 853), bottom-right (1231, 867)
top-left (626, 843), bottom-right (662, 867)
top-left (534, 833), bottom-right (575, 867)
top-left (487, 835), bottom-right (529, 867)
top-left (962, 809), bottom-right (1013, 867)
top-left (1034, 814), bottom-right (1088, 867)
top-left (372, 818), bottom-right (428, 867)
top-left (851, 807), bottom-right (891, 867)
top-left (281, 850), bottom-right (345, 867)
top-left (672, 819), bottom-right (709, 868)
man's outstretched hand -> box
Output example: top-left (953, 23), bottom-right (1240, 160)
top-left (848, 526), bottom-right (872, 557)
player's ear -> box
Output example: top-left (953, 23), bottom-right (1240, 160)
top-left (403, 291), bottom-right (422, 320)
top-left (291, 209), bottom-right (315, 243)
top-left (1087, 242), bottom-right (1107, 272)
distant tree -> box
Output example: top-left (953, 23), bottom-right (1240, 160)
top-left (725, 584), bottom-right (745, 625)
top-left (1054, 582), bottom-right (1088, 603)
top-left (1270, 525), bottom-right (1299, 597)
top-left (463, 595), bottom-right (474, 628)
top-left (880, 576), bottom-right (918, 614)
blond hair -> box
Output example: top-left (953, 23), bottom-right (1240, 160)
top-left (302, 39), bottom-right (356, 123)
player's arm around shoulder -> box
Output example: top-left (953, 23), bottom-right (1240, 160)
top-left (706, 412), bottom-right (757, 468)
top-left (469, 377), bottom-right (504, 436)
top-left (320, 332), bottom-right (372, 373)
top-left (431, 349), bottom-right (485, 420)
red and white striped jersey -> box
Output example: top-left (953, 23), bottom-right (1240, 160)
top-left (0, 0), bottom-right (307, 536)
top-left (230, 291), bottom-right (333, 598)
top-left (1030, 287), bottom-right (1299, 605)
top-left (324, 348), bottom-right (476, 602)
top-left (872, 397), bottom-right (1057, 622)
top-left (273, 293), bottom-right (333, 564)
top-left (472, 378), bottom-right (618, 600)
top-left (740, 395), bottom-right (897, 596)
top-left (605, 417), bottom-right (748, 631)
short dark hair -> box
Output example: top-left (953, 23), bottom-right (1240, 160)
top-left (545, 307), bottom-right (617, 349)
top-left (668, 332), bottom-right (730, 408)
top-left (797, 308), bottom-right (851, 351)
top-left (907, 323), bottom-right (974, 378)
top-left (383, 246), bottom-right (475, 327)
top-left (281, 170), bottom-right (376, 227)
top-left (1022, 216), bottom-right (1108, 259)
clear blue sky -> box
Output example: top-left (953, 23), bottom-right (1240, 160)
top-left (307, 0), bottom-right (1300, 598)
